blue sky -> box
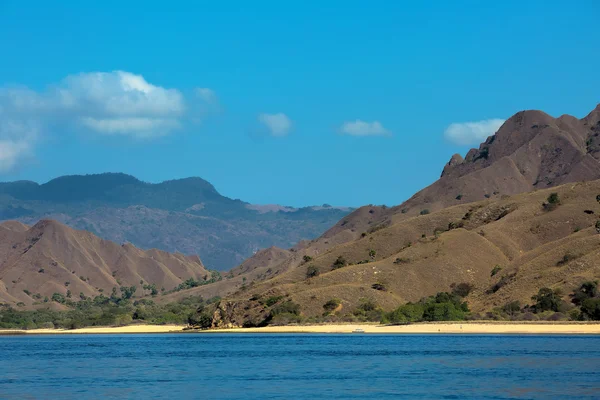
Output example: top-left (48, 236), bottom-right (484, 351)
top-left (0, 0), bottom-right (598, 207)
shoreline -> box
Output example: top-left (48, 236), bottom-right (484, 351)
top-left (2, 321), bottom-right (600, 336)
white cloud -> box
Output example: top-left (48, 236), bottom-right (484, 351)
top-left (340, 120), bottom-right (390, 136)
top-left (444, 118), bottom-right (505, 146)
top-left (258, 113), bottom-right (291, 137)
top-left (0, 139), bottom-right (30, 172)
top-left (0, 71), bottom-right (215, 171)
top-left (195, 88), bottom-right (217, 104)
top-left (0, 119), bottom-right (38, 172)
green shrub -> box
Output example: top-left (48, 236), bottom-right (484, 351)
top-left (503, 301), bottom-right (521, 317)
top-left (531, 287), bottom-right (562, 313)
top-left (451, 282), bottom-right (473, 298)
top-left (557, 251), bottom-right (580, 266)
top-left (384, 291), bottom-right (468, 324)
top-left (302, 255), bottom-right (313, 263)
top-left (448, 221), bottom-right (464, 230)
top-left (491, 265), bottom-right (502, 277)
top-left (572, 281), bottom-right (597, 305)
top-left (306, 265), bottom-right (320, 279)
top-left (547, 193), bottom-right (560, 204)
top-left (187, 313), bottom-right (213, 329)
top-left (580, 298), bottom-right (600, 320)
top-left (271, 300), bottom-right (300, 316)
top-left (51, 293), bottom-right (66, 304)
top-left (332, 256), bottom-right (347, 270)
top-left (420, 209), bottom-right (430, 215)
top-left (422, 302), bottom-right (466, 321)
top-left (323, 299), bottom-right (341, 313)
top-left (263, 296), bottom-right (284, 307)
top-left (353, 299), bottom-right (382, 321)
top-left (543, 193), bottom-right (561, 211)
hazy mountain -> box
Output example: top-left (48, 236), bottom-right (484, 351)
top-left (0, 173), bottom-right (352, 270)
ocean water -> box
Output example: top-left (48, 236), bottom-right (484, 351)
top-left (0, 334), bottom-right (599, 399)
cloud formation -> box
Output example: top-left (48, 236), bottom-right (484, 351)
top-left (258, 113), bottom-right (291, 136)
top-left (340, 120), bottom-right (390, 136)
top-left (444, 118), bottom-right (505, 146)
top-left (0, 71), bottom-right (216, 171)
top-left (195, 88), bottom-right (217, 104)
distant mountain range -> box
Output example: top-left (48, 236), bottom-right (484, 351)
top-left (0, 173), bottom-right (352, 270)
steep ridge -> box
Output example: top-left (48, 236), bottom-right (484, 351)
top-left (0, 220), bottom-right (210, 305)
top-left (310, 104), bottom-right (600, 253)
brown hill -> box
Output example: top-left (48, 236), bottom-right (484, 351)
top-left (0, 220), bottom-right (209, 305)
top-left (320, 104), bottom-right (600, 246)
top-left (206, 179), bottom-right (600, 326)
top-left (0, 221), bottom-right (30, 232)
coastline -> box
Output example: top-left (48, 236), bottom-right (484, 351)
top-left (2, 321), bottom-right (600, 335)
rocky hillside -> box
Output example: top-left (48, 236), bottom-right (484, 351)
top-left (0, 173), bottom-right (351, 270)
top-left (318, 104), bottom-right (600, 248)
top-left (199, 180), bottom-right (600, 327)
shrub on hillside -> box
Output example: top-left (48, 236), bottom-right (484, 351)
top-left (322, 299), bottom-right (341, 314)
top-left (502, 300), bottom-right (521, 317)
top-left (448, 221), bottom-right (464, 230)
top-left (353, 299), bottom-right (383, 322)
top-left (547, 192), bottom-right (560, 205)
top-left (419, 209), bottom-right (430, 215)
top-left (557, 251), bottom-right (580, 266)
top-left (331, 256), bottom-right (347, 270)
top-left (306, 265), bottom-right (320, 279)
top-left (263, 296), bottom-right (284, 307)
top-left (543, 192), bottom-right (560, 211)
top-left (531, 287), bottom-right (563, 313)
top-left (451, 283), bottom-right (474, 298)
top-left (384, 291), bottom-right (468, 324)
top-left (270, 300), bottom-right (300, 316)
top-left (490, 265), bottom-right (502, 277)
top-left (571, 281), bottom-right (598, 305)
top-left (580, 298), bottom-right (600, 320)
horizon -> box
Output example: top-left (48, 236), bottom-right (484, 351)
top-left (1, 0), bottom-right (599, 207)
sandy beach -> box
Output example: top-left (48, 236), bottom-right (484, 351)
top-left (214, 322), bottom-right (600, 335)
top-left (2, 322), bottom-right (600, 335)
top-left (0, 324), bottom-right (186, 335)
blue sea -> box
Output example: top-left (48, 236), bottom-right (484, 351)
top-left (1, 334), bottom-right (599, 399)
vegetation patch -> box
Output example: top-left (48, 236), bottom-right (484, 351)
top-left (542, 192), bottom-right (561, 211)
top-left (490, 265), bottom-right (502, 277)
top-left (331, 256), bottom-right (347, 270)
top-left (384, 291), bottom-right (469, 324)
top-left (306, 265), bottom-right (320, 279)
